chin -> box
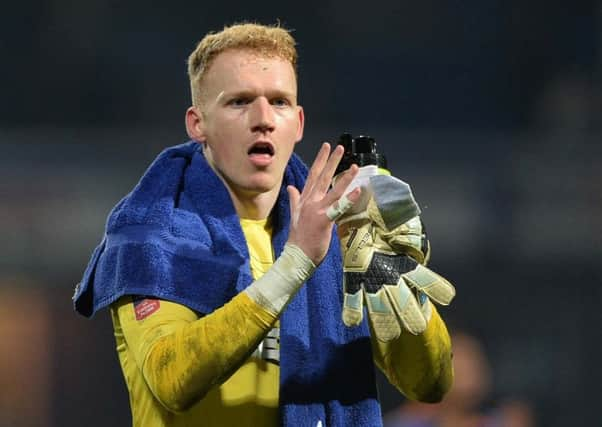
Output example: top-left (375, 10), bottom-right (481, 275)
top-left (244, 172), bottom-right (280, 193)
top-left (246, 181), bottom-right (277, 194)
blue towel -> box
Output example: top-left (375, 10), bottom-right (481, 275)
top-left (74, 141), bottom-right (383, 426)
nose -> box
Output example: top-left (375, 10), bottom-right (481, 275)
top-left (249, 97), bottom-right (275, 134)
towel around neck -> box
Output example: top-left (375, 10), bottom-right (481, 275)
top-left (74, 141), bottom-right (382, 426)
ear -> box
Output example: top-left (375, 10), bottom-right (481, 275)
top-left (185, 106), bottom-right (206, 142)
top-left (295, 106), bottom-right (305, 144)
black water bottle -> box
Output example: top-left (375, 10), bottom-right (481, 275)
top-left (332, 133), bottom-right (392, 216)
top-left (334, 133), bottom-right (389, 177)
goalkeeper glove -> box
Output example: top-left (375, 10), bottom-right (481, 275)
top-left (336, 173), bottom-right (456, 341)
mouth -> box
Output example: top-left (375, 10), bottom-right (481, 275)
top-left (247, 141), bottom-right (275, 167)
top-left (247, 141), bottom-right (275, 157)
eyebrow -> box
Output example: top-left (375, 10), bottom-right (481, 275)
top-left (218, 88), bottom-right (297, 102)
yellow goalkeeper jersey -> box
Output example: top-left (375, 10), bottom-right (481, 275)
top-left (111, 217), bottom-right (279, 426)
top-left (110, 217), bottom-right (452, 427)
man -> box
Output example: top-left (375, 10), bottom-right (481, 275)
top-left (74, 23), bottom-right (453, 426)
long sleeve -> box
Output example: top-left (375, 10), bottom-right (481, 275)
top-left (114, 292), bottom-right (277, 413)
top-left (113, 242), bottom-right (315, 415)
top-left (370, 302), bottom-right (454, 403)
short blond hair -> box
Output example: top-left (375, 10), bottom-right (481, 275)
top-left (187, 23), bottom-right (298, 105)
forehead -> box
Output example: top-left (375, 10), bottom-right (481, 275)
top-left (201, 49), bottom-right (297, 94)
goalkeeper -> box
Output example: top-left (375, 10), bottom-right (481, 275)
top-left (73, 23), bottom-right (454, 427)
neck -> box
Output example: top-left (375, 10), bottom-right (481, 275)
top-left (228, 187), bottom-right (279, 220)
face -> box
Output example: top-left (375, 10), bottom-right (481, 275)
top-left (186, 49), bottom-right (304, 201)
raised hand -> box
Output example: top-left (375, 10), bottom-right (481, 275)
top-left (287, 143), bottom-right (361, 266)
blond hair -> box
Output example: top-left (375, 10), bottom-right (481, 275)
top-left (187, 23), bottom-right (298, 105)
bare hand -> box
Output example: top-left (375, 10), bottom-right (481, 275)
top-left (287, 143), bottom-right (361, 265)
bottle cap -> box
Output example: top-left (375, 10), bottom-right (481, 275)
top-left (334, 133), bottom-right (387, 175)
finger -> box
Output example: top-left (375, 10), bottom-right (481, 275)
top-left (364, 288), bottom-right (402, 342)
top-left (402, 265), bottom-right (456, 306)
top-left (315, 144), bottom-right (345, 194)
top-left (383, 282), bottom-right (427, 335)
top-left (323, 164), bottom-right (359, 206)
top-left (325, 187), bottom-right (361, 221)
top-left (342, 287), bottom-right (364, 327)
top-left (326, 193), bottom-right (355, 221)
top-left (287, 185), bottom-right (301, 221)
top-left (304, 142), bottom-right (331, 194)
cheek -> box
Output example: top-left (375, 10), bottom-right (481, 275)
top-left (278, 112), bottom-right (302, 137)
top-left (209, 128), bottom-right (236, 157)
top-left (214, 117), bottom-right (245, 145)
top-left (281, 119), bottom-right (302, 147)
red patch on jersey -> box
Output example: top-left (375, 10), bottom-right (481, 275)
top-left (134, 298), bottom-right (160, 320)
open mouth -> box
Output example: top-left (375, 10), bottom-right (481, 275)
top-left (248, 142), bottom-right (274, 157)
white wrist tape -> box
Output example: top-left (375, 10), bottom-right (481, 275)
top-left (244, 243), bottom-right (316, 316)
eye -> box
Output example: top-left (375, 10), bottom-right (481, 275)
top-left (271, 98), bottom-right (291, 107)
top-left (228, 97), bottom-right (251, 107)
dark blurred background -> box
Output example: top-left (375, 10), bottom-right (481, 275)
top-left (1, 1), bottom-right (600, 426)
